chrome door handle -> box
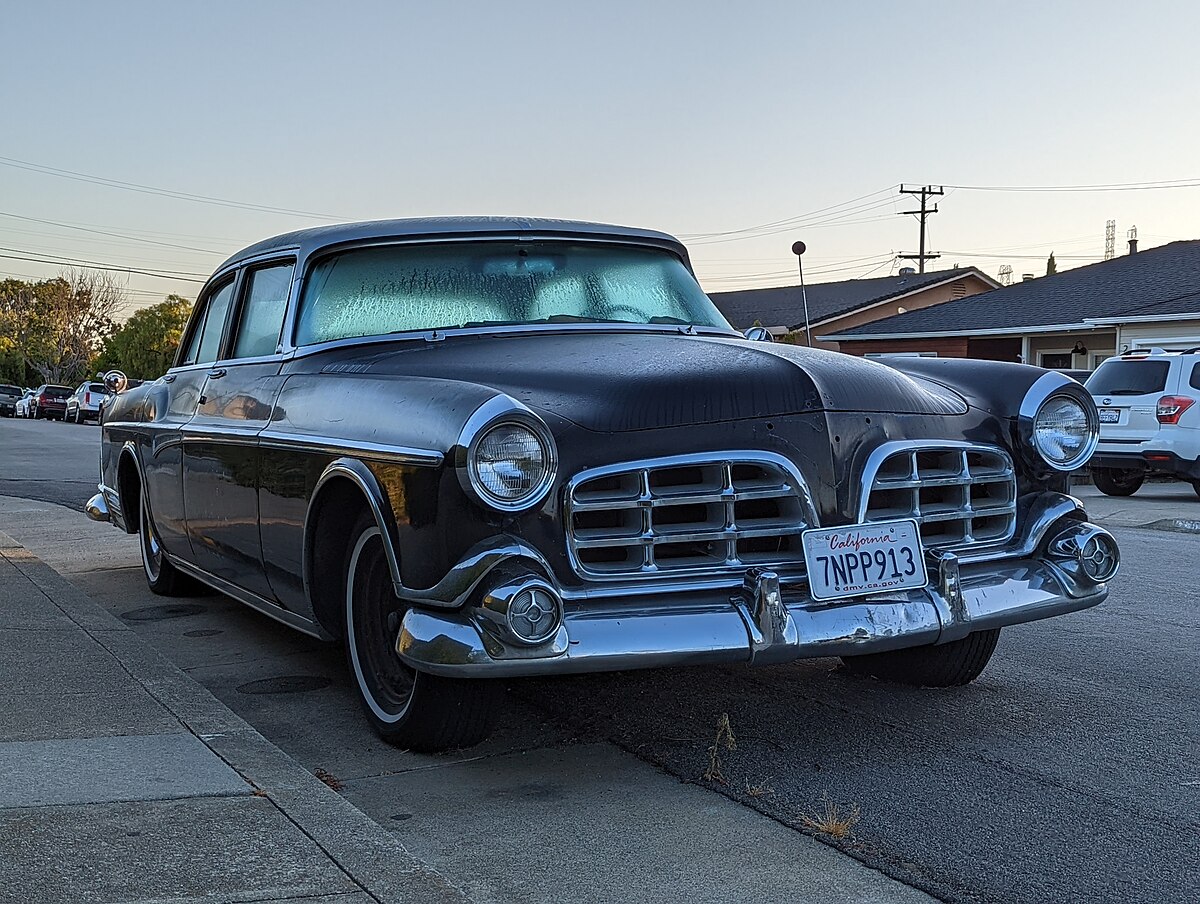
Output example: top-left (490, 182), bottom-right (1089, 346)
top-left (207, 368), bottom-right (227, 379)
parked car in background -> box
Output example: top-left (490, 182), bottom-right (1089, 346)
top-left (14, 389), bottom-right (35, 418)
top-left (0, 384), bottom-right (21, 417)
top-left (1086, 347), bottom-right (1200, 498)
top-left (29, 384), bottom-right (72, 420)
top-left (65, 381), bottom-right (110, 423)
top-left (88, 217), bottom-right (1120, 751)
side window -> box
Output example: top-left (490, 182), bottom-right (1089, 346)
top-left (1190, 362), bottom-right (1200, 391)
top-left (231, 262), bottom-right (294, 359)
top-left (195, 280), bottom-right (237, 364)
top-left (178, 300), bottom-right (207, 366)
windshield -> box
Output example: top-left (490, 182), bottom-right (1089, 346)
top-left (0, 384), bottom-right (19, 396)
top-left (294, 241), bottom-right (730, 346)
top-left (44, 386), bottom-right (71, 398)
top-left (1085, 359), bottom-right (1170, 395)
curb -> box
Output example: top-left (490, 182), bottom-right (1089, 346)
top-left (0, 529), bottom-right (470, 904)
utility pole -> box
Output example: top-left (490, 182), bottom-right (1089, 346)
top-left (898, 184), bottom-right (944, 273)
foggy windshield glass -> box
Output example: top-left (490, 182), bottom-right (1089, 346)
top-left (294, 241), bottom-right (730, 346)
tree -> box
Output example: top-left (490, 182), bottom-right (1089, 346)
top-left (1046, 252), bottom-right (1057, 276)
top-left (0, 270), bottom-right (122, 386)
top-left (95, 295), bottom-right (193, 380)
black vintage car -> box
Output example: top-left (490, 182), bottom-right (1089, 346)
top-left (88, 217), bottom-right (1119, 750)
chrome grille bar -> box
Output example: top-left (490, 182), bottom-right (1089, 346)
top-left (860, 443), bottom-right (1017, 550)
top-left (566, 452), bottom-right (815, 581)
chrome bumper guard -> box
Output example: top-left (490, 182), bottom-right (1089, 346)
top-left (397, 509), bottom-right (1118, 679)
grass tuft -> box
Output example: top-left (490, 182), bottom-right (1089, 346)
top-left (800, 792), bottom-right (861, 839)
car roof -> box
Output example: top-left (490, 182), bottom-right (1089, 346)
top-left (214, 216), bottom-right (691, 274)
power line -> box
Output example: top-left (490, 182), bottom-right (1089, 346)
top-left (0, 210), bottom-right (227, 255)
top-left (0, 155), bottom-right (345, 220)
top-left (0, 247), bottom-right (207, 282)
top-left (680, 189), bottom-right (899, 245)
top-left (945, 178), bottom-right (1200, 193)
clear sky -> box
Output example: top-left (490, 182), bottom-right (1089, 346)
top-left (3, 0), bottom-right (1199, 312)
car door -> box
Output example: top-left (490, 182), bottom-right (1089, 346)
top-left (142, 275), bottom-right (240, 559)
top-left (182, 259), bottom-right (294, 599)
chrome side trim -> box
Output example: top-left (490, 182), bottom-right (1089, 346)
top-left (259, 431), bottom-right (443, 467)
top-left (399, 536), bottom-right (554, 610)
top-left (305, 459), bottom-right (404, 606)
top-left (304, 460), bottom-right (549, 612)
top-left (167, 553), bottom-right (332, 640)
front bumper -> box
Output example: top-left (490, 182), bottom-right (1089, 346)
top-left (396, 507), bottom-right (1118, 678)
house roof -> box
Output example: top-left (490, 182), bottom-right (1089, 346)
top-left (822, 240), bottom-right (1200, 341)
top-left (707, 267), bottom-right (996, 331)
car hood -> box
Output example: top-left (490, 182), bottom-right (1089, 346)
top-left (347, 331), bottom-right (968, 432)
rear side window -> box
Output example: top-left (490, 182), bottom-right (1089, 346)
top-left (1085, 360), bottom-right (1170, 395)
top-left (1191, 362), bottom-right (1200, 390)
top-left (232, 262), bottom-right (293, 358)
top-left (180, 278), bottom-right (237, 366)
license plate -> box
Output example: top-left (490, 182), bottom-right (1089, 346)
top-left (1098, 408), bottom-right (1120, 423)
top-left (801, 519), bottom-right (928, 602)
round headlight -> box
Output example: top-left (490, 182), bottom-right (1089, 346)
top-left (1033, 394), bottom-right (1096, 470)
top-left (469, 421), bottom-right (555, 510)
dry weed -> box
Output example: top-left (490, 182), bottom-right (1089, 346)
top-left (702, 712), bottom-right (737, 784)
top-left (800, 792), bottom-right (861, 839)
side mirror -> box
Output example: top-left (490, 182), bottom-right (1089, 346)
top-left (103, 370), bottom-right (129, 394)
top-left (743, 326), bottom-right (774, 342)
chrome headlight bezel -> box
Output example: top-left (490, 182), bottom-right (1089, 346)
top-left (1019, 373), bottom-right (1100, 473)
top-left (456, 397), bottom-right (558, 513)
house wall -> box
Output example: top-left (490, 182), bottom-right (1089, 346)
top-left (802, 275), bottom-right (995, 350)
top-left (1026, 330), bottom-right (1116, 370)
top-left (1118, 319), bottom-right (1200, 351)
top-left (838, 337), bottom-right (970, 358)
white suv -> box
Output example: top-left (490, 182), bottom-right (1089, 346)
top-left (1085, 347), bottom-right (1200, 498)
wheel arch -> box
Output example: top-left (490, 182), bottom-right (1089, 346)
top-left (304, 458), bottom-right (403, 639)
top-left (115, 442), bottom-right (145, 535)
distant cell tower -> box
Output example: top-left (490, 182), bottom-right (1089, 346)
top-left (998, 264), bottom-right (1013, 286)
top-left (1104, 219), bottom-right (1116, 260)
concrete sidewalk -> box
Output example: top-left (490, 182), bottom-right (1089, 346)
top-left (0, 530), bottom-right (468, 904)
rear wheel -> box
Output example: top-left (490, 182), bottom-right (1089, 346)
top-left (139, 489), bottom-right (194, 596)
top-left (343, 512), bottom-right (498, 751)
top-left (842, 628), bottom-right (1001, 687)
top-left (1092, 467), bottom-right (1144, 497)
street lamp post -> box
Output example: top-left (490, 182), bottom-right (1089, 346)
top-left (792, 241), bottom-right (812, 346)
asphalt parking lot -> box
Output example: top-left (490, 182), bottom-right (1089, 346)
top-left (2, 415), bottom-right (1197, 903)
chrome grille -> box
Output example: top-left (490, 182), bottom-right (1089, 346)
top-left (861, 444), bottom-right (1017, 549)
top-left (566, 454), bottom-right (811, 579)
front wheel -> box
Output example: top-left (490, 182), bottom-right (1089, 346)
top-left (343, 513), bottom-right (498, 751)
top-left (842, 628), bottom-right (1001, 687)
top-left (1092, 467), bottom-right (1144, 496)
